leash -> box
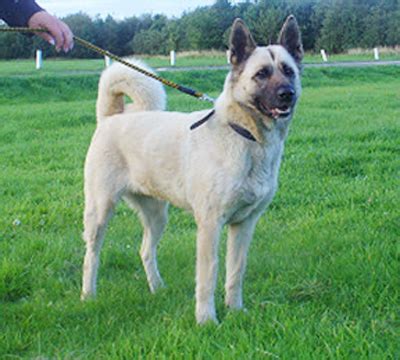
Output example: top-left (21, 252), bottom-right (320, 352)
top-left (0, 26), bottom-right (215, 103)
top-left (1, 27), bottom-right (258, 141)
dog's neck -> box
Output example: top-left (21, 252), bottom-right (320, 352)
top-left (214, 87), bottom-right (291, 144)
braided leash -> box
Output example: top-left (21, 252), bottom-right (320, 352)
top-left (0, 26), bottom-right (215, 103)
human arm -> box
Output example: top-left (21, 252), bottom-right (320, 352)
top-left (0, 0), bottom-right (73, 52)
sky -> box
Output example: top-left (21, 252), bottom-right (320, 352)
top-left (39, 0), bottom-right (229, 19)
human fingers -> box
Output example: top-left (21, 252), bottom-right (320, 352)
top-left (43, 17), bottom-right (65, 52)
top-left (36, 31), bottom-right (55, 46)
top-left (28, 11), bottom-right (65, 52)
top-left (59, 21), bottom-right (74, 52)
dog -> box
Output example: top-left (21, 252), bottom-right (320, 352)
top-left (81, 16), bottom-right (303, 324)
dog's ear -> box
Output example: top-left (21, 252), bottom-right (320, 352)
top-left (229, 18), bottom-right (256, 67)
top-left (278, 15), bottom-right (304, 64)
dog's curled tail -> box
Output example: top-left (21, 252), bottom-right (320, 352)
top-left (96, 58), bottom-right (166, 121)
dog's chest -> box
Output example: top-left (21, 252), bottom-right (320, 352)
top-left (227, 138), bottom-right (284, 223)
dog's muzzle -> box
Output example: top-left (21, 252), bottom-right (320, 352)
top-left (256, 86), bottom-right (297, 120)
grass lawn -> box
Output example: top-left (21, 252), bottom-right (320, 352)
top-left (0, 62), bottom-right (399, 358)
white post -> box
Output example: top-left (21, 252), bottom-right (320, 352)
top-left (104, 55), bottom-right (112, 67)
top-left (170, 50), bottom-right (176, 66)
top-left (36, 49), bottom-right (42, 70)
top-left (320, 49), bottom-right (328, 62)
top-left (226, 50), bottom-right (231, 64)
top-left (374, 47), bottom-right (379, 61)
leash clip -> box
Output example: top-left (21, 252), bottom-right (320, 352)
top-left (198, 93), bottom-right (215, 103)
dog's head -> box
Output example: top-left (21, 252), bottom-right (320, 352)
top-left (228, 16), bottom-right (303, 127)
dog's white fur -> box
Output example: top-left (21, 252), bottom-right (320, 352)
top-left (81, 17), bottom-right (302, 324)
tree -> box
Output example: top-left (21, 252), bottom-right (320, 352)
top-left (243, 0), bottom-right (287, 46)
top-left (316, 0), bottom-right (359, 53)
top-left (117, 17), bottom-right (142, 56)
top-left (63, 13), bottom-right (99, 58)
top-left (0, 27), bottom-right (32, 58)
top-left (386, 5), bottom-right (400, 46)
top-left (166, 20), bottom-right (182, 52)
top-left (362, 6), bottom-right (385, 47)
top-left (179, 1), bottom-right (235, 51)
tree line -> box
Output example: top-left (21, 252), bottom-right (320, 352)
top-left (0, 0), bottom-right (399, 59)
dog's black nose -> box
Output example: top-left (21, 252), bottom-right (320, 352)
top-left (277, 86), bottom-right (295, 103)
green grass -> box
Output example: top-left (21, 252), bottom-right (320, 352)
top-left (0, 62), bottom-right (399, 359)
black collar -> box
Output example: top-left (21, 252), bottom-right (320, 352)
top-left (190, 109), bottom-right (257, 142)
top-left (190, 109), bottom-right (215, 130)
top-left (228, 123), bottom-right (257, 142)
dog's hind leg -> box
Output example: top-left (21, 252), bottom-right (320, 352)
top-left (81, 192), bottom-right (116, 300)
top-left (125, 194), bottom-right (168, 293)
top-left (225, 215), bottom-right (259, 310)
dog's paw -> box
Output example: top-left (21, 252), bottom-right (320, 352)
top-left (227, 305), bottom-right (248, 314)
top-left (149, 278), bottom-right (166, 294)
top-left (196, 306), bottom-right (219, 325)
top-left (80, 291), bottom-right (96, 301)
top-left (196, 314), bottom-right (219, 325)
top-left (225, 295), bottom-right (244, 310)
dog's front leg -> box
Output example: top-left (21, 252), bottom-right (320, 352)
top-left (195, 219), bottom-right (222, 324)
top-left (225, 215), bottom-right (259, 310)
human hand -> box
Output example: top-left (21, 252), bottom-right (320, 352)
top-left (28, 11), bottom-right (74, 53)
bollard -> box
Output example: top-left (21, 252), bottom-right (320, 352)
top-left (36, 49), bottom-right (42, 70)
top-left (320, 49), bottom-right (328, 62)
top-left (170, 50), bottom-right (176, 66)
top-left (104, 55), bottom-right (112, 67)
top-left (374, 48), bottom-right (379, 61)
top-left (226, 50), bottom-right (231, 64)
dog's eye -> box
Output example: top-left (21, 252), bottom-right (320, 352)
top-left (255, 67), bottom-right (272, 79)
top-left (282, 63), bottom-right (295, 77)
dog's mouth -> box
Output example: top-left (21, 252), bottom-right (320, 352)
top-left (256, 101), bottom-right (292, 120)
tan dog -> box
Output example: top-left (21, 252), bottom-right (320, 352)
top-left (81, 16), bottom-right (303, 324)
